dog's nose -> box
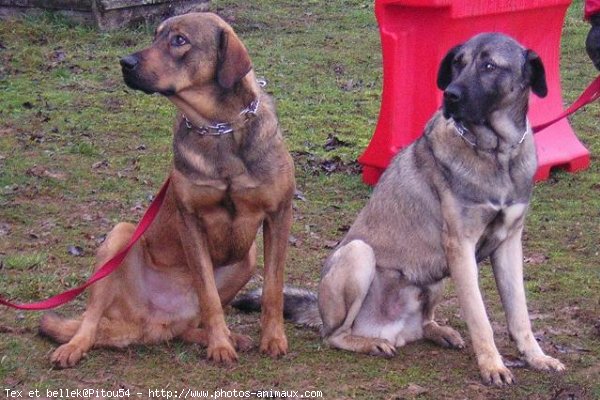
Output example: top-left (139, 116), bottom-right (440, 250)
top-left (443, 86), bottom-right (463, 103)
top-left (120, 55), bottom-right (139, 70)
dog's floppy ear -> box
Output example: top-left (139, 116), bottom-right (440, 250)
top-left (217, 28), bottom-right (252, 90)
top-left (437, 44), bottom-right (462, 90)
top-left (524, 50), bottom-right (547, 98)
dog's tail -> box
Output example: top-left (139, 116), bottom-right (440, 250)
top-left (39, 312), bottom-right (82, 343)
top-left (231, 286), bottom-right (322, 330)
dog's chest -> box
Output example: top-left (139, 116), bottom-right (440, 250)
top-left (177, 172), bottom-right (281, 265)
top-left (193, 173), bottom-right (278, 212)
top-left (475, 202), bottom-right (527, 260)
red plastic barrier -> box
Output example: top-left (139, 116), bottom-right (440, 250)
top-left (359, 0), bottom-right (590, 185)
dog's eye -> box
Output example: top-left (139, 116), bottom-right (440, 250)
top-left (483, 62), bottom-right (496, 72)
top-left (171, 35), bottom-right (188, 47)
top-left (451, 57), bottom-right (465, 72)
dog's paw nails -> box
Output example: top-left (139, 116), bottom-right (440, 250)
top-left (443, 331), bottom-right (465, 349)
top-left (369, 339), bottom-right (396, 358)
top-left (480, 364), bottom-right (515, 386)
top-left (377, 345), bottom-right (396, 358)
top-left (207, 343), bottom-right (238, 365)
top-left (260, 336), bottom-right (288, 358)
top-left (447, 338), bottom-right (465, 349)
top-left (232, 333), bottom-right (254, 352)
top-left (527, 355), bottom-right (565, 372)
top-left (50, 344), bottom-right (85, 369)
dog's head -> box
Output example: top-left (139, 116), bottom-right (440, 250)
top-left (119, 12), bottom-right (252, 96)
top-left (436, 33), bottom-right (547, 125)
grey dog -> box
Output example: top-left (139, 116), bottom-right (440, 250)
top-left (234, 32), bottom-right (565, 385)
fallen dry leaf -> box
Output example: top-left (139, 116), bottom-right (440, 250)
top-left (323, 133), bottom-right (350, 151)
top-left (26, 165), bottom-right (66, 180)
top-left (67, 245), bottom-right (85, 257)
top-left (392, 383), bottom-right (428, 399)
top-left (324, 240), bottom-right (339, 249)
top-left (524, 253), bottom-right (548, 265)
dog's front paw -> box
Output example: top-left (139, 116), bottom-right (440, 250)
top-left (50, 343), bottom-right (86, 369)
top-left (526, 354), bottom-right (565, 372)
top-left (478, 355), bottom-right (514, 386)
top-left (207, 340), bottom-right (238, 365)
top-left (260, 333), bottom-right (288, 357)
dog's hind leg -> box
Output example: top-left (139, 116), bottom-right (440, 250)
top-left (421, 281), bottom-right (464, 349)
top-left (179, 327), bottom-right (253, 352)
top-left (92, 318), bottom-right (143, 348)
top-left (44, 222), bottom-right (137, 368)
top-left (318, 240), bottom-right (396, 357)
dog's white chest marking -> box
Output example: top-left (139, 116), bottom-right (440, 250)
top-left (496, 203), bottom-right (526, 237)
top-left (502, 203), bottom-right (527, 224)
top-left (479, 202), bottom-right (527, 253)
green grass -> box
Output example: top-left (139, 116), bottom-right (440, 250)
top-left (1, 1), bottom-right (599, 399)
top-left (3, 252), bottom-right (48, 271)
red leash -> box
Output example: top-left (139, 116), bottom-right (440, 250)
top-left (0, 77), bottom-right (598, 312)
top-left (532, 75), bottom-right (600, 133)
top-left (0, 178), bottom-right (171, 310)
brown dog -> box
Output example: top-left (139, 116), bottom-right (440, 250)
top-left (39, 12), bottom-right (295, 367)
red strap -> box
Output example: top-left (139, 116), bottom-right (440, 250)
top-left (533, 75), bottom-right (600, 133)
top-left (0, 178), bottom-right (171, 310)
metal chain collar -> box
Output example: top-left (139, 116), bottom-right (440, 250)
top-left (453, 120), bottom-right (530, 148)
top-left (183, 99), bottom-right (261, 136)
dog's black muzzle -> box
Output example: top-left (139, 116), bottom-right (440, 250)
top-left (120, 55), bottom-right (139, 71)
top-left (442, 83), bottom-right (465, 120)
top-left (442, 82), bottom-right (489, 124)
top-left (119, 54), bottom-right (156, 94)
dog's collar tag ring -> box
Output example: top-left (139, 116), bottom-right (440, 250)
top-left (240, 99), bottom-right (260, 120)
top-left (256, 78), bottom-right (267, 87)
top-left (453, 121), bottom-right (476, 146)
top-left (518, 120), bottom-right (531, 144)
top-left (184, 98), bottom-right (260, 136)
